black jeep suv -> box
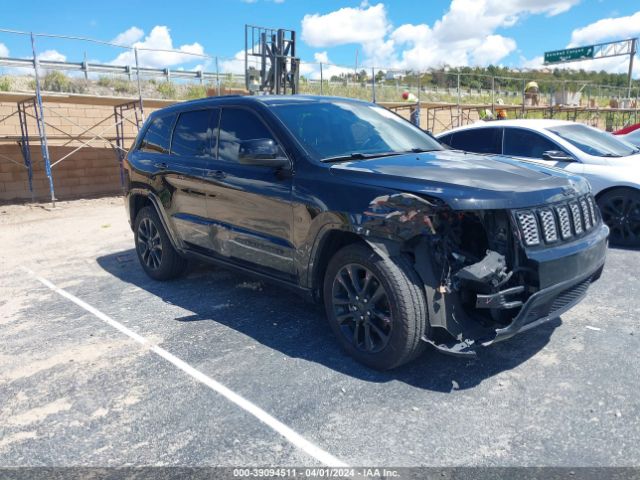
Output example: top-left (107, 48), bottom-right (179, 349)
top-left (124, 95), bottom-right (608, 369)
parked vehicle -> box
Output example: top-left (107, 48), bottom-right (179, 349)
top-left (613, 123), bottom-right (640, 136)
top-left (618, 129), bottom-right (640, 148)
top-left (124, 96), bottom-right (607, 369)
top-left (437, 119), bottom-right (640, 247)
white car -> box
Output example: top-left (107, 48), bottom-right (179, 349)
top-left (436, 119), bottom-right (640, 247)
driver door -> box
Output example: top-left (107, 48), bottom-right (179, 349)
top-left (502, 127), bottom-right (583, 175)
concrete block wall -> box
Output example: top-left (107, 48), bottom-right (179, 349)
top-left (0, 100), bottom-right (153, 203)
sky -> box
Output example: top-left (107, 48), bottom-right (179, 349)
top-left (0, 0), bottom-right (639, 78)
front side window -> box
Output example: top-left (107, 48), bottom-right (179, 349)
top-left (270, 101), bottom-right (442, 162)
top-left (139, 113), bottom-right (176, 154)
top-left (503, 128), bottom-right (562, 158)
top-left (218, 108), bottom-right (278, 163)
top-left (549, 124), bottom-right (640, 157)
top-left (449, 128), bottom-right (501, 154)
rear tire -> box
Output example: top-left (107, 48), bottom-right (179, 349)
top-left (323, 243), bottom-right (427, 370)
top-left (134, 206), bottom-right (187, 280)
top-left (597, 188), bottom-right (640, 248)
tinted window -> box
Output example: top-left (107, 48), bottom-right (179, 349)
top-left (449, 128), bottom-right (501, 154)
top-left (438, 133), bottom-right (454, 147)
top-left (171, 109), bottom-right (214, 157)
top-left (270, 102), bottom-right (442, 162)
top-left (218, 108), bottom-right (277, 163)
top-left (549, 124), bottom-right (640, 157)
top-left (503, 128), bottom-right (562, 158)
top-left (139, 114), bottom-right (176, 154)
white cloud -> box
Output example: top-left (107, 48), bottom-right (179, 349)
top-left (314, 51), bottom-right (329, 64)
top-left (0, 43), bottom-right (8, 57)
top-left (471, 35), bottom-right (517, 65)
top-left (300, 0), bottom-right (581, 70)
top-left (569, 11), bottom-right (640, 46)
top-left (38, 50), bottom-right (66, 62)
top-left (110, 26), bottom-right (205, 68)
top-left (112, 26), bottom-right (144, 46)
top-left (301, 3), bottom-right (389, 48)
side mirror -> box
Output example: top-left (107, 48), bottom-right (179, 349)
top-left (542, 150), bottom-right (574, 162)
top-left (238, 138), bottom-right (289, 168)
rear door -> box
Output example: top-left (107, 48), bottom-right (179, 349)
top-left (165, 108), bottom-right (218, 250)
top-left (205, 106), bottom-right (295, 279)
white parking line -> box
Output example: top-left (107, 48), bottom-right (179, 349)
top-left (21, 266), bottom-right (347, 467)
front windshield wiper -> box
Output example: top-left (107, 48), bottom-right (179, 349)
top-left (403, 148), bottom-right (441, 153)
top-left (601, 153), bottom-right (622, 158)
top-left (321, 151), bottom-right (403, 163)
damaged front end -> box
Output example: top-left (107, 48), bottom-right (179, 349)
top-left (362, 192), bottom-right (607, 357)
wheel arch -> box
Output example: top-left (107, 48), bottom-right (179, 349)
top-left (128, 188), bottom-right (183, 252)
top-left (594, 185), bottom-right (640, 202)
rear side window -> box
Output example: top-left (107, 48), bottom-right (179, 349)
top-left (171, 109), bottom-right (214, 157)
top-left (218, 108), bottom-right (278, 163)
top-left (139, 113), bottom-right (176, 154)
top-left (503, 128), bottom-right (561, 158)
top-left (448, 128), bottom-right (502, 154)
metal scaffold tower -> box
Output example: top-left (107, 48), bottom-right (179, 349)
top-left (244, 25), bottom-right (300, 95)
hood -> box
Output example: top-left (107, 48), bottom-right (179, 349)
top-left (329, 150), bottom-right (590, 209)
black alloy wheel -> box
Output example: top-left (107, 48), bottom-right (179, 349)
top-left (137, 217), bottom-right (163, 270)
top-left (598, 188), bottom-right (640, 247)
top-left (331, 263), bottom-right (393, 353)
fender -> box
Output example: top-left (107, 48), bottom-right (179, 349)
top-left (128, 187), bottom-right (184, 252)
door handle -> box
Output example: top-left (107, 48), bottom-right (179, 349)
top-left (207, 170), bottom-right (226, 179)
top-left (154, 162), bottom-right (168, 170)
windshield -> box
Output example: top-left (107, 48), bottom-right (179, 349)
top-left (270, 101), bottom-right (443, 162)
top-left (548, 124), bottom-right (640, 157)
top-left (623, 129), bottom-right (640, 147)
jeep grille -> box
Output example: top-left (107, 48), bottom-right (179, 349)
top-left (515, 195), bottom-right (599, 247)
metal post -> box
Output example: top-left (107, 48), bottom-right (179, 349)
top-left (134, 47), bottom-right (144, 121)
top-left (628, 38), bottom-right (637, 99)
top-left (456, 72), bottom-right (461, 126)
top-left (491, 76), bottom-right (495, 111)
top-left (522, 79), bottom-right (526, 117)
top-left (30, 33), bottom-right (55, 206)
top-left (83, 51), bottom-right (89, 80)
top-left (371, 67), bottom-right (376, 103)
top-left (215, 56), bottom-right (221, 96)
top-left (320, 62), bottom-right (323, 95)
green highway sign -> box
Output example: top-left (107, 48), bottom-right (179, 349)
top-left (544, 46), bottom-right (595, 64)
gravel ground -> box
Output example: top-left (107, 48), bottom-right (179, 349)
top-left (1, 196), bottom-right (639, 469)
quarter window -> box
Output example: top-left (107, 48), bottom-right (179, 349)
top-left (139, 114), bottom-right (176, 154)
top-left (171, 110), bottom-right (214, 157)
top-left (448, 128), bottom-right (502, 154)
top-left (218, 108), bottom-right (278, 163)
top-left (503, 128), bottom-right (563, 158)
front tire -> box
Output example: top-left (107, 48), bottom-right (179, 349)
top-left (597, 188), bottom-right (640, 248)
top-left (134, 206), bottom-right (187, 280)
top-left (323, 243), bottom-right (428, 370)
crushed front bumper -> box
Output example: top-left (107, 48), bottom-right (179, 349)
top-left (482, 222), bottom-right (608, 346)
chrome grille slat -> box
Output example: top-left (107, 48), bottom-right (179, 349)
top-left (580, 198), bottom-right (592, 230)
top-left (555, 205), bottom-right (573, 239)
top-left (570, 202), bottom-right (583, 235)
top-left (516, 211), bottom-right (540, 246)
top-left (538, 209), bottom-right (558, 242)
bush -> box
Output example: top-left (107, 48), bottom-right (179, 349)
top-left (184, 84), bottom-right (207, 100)
top-left (41, 70), bottom-right (86, 93)
top-left (0, 76), bottom-right (11, 91)
top-left (157, 81), bottom-right (177, 99)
